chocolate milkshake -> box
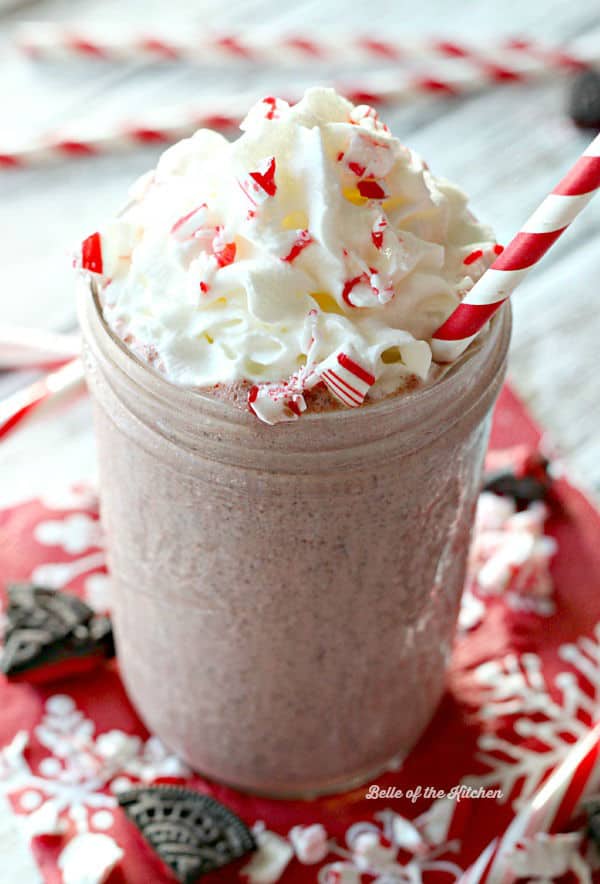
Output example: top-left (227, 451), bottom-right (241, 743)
top-left (76, 88), bottom-right (510, 796)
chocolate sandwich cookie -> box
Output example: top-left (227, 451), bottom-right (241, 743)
top-left (569, 69), bottom-right (600, 131)
top-left (483, 453), bottom-right (552, 509)
top-left (1, 583), bottom-right (114, 682)
top-left (118, 785), bottom-right (256, 882)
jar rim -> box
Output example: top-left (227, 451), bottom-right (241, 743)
top-left (83, 279), bottom-right (511, 430)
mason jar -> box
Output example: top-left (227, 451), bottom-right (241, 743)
top-left (78, 282), bottom-right (510, 797)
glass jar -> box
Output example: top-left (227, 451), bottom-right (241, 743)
top-left (78, 282), bottom-right (510, 797)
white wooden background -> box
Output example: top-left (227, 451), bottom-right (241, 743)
top-left (1, 0), bottom-right (600, 508)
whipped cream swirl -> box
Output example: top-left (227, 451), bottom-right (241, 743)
top-left (78, 88), bottom-right (498, 423)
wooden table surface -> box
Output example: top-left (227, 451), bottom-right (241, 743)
top-left (1, 0), bottom-right (599, 507)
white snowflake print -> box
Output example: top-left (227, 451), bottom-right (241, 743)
top-left (58, 832), bottom-right (123, 884)
top-left (464, 624), bottom-right (600, 809)
top-left (0, 693), bottom-right (190, 879)
top-left (27, 494), bottom-right (108, 609)
top-left (34, 513), bottom-right (103, 555)
top-left (30, 552), bottom-right (107, 590)
top-left (83, 573), bottom-right (112, 613)
top-left (38, 485), bottom-right (99, 513)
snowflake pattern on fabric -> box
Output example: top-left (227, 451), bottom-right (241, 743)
top-left (31, 509), bottom-right (107, 597)
top-left (0, 694), bottom-right (190, 879)
top-left (465, 626), bottom-right (600, 810)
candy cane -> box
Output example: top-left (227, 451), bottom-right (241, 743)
top-left (14, 24), bottom-right (595, 73)
top-left (0, 358), bottom-right (85, 441)
top-left (460, 720), bottom-right (600, 884)
top-left (431, 131), bottom-right (600, 362)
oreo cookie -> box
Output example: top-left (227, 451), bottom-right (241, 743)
top-left (1, 584), bottom-right (114, 683)
top-left (483, 453), bottom-right (551, 509)
top-left (118, 786), bottom-right (256, 883)
top-left (482, 470), bottom-right (549, 506)
top-left (569, 69), bottom-right (600, 131)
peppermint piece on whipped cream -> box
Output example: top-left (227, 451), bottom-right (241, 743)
top-left (77, 87), bottom-right (497, 424)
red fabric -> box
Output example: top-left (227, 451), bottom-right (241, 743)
top-left (1, 384), bottom-right (600, 883)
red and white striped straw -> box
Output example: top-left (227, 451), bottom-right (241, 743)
top-left (0, 326), bottom-right (79, 369)
top-left (460, 720), bottom-right (600, 884)
top-left (13, 24), bottom-right (593, 73)
top-left (432, 132), bottom-right (600, 363)
top-left (0, 63), bottom-right (579, 170)
top-left (0, 358), bottom-right (85, 441)
top-left (0, 101), bottom-right (246, 169)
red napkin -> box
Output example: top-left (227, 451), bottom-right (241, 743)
top-left (1, 385), bottom-right (600, 884)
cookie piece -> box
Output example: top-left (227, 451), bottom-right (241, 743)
top-left (483, 452), bottom-right (551, 509)
top-left (569, 69), bottom-right (600, 131)
top-left (118, 786), bottom-right (256, 883)
top-left (1, 584), bottom-right (114, 682)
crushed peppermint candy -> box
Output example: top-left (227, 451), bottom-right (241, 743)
top-left (281, 229), bottom-right (313, 263)
top-left (80, 87), bottom-right (498, 422)
top-left (80, 232), bottom-right (103, 274)
top-left (356, 179), bottom-right (388, 200)
top-left (458, 589), bottom-right (486, 632)
top-left (212, 232), bottom-right (237, 267)
top-left (241, 96), bottom-right (290, 129)
top-left (341, 270), bottom-right (393, 308)
top-left (261, 96), bottom-right (287, 120)
top-left (368, 269), bottom-right (395, 304)
top-left (349, 830), bottom-right (397, 871)
top-left (78, 223), bottom-right (138, 280)
top-left (371, 215), bottom-right (387, 249)
top-left (241, 824), bottom-right (293, 884)
top-left (319, 350), bottom-right (376, 408)
top-left (507, 832), bottom-right (587, 881)
top-left (170, 204), bottom-right (208, 241)
top-left (247, 346), bottom-right (375, 423)
top-left (343, 130), bottom-right (396, 179)
top-left (467, 492), bottom-right (557, 613)
top-left (341, 274), bottom-right (369, 307)
top-left (318, 862), bottom-right (361, 884)
top-left (348, 104), bottom-right (391, 134)
top-left (463, 249), bottom-right (484, 265)
top-left (463, 243), bottom-right (505, 266)
top-left (58, 832), bottom-right (123, 884)
top-left (248, 382), bottom-right (307, 425)
top-left (288, 823), bottom-right (329, 864)
top-left (238, 156), bottom-right (277, 206)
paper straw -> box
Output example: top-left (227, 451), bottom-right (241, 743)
top-left (431, 131), bottom-right (600, 363)
top-left (0, 102), bottom-right (245, 169)
top-left (0, 326), bottom-right (79, 369)
top-left (0, 65), bottom-right (578, 170)
top-left (14, 24), bottom-right (592, 73)
top-left (0, 358), bottom-right (85, 441)
top-left (460, 720), bottom-right (600, 884)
